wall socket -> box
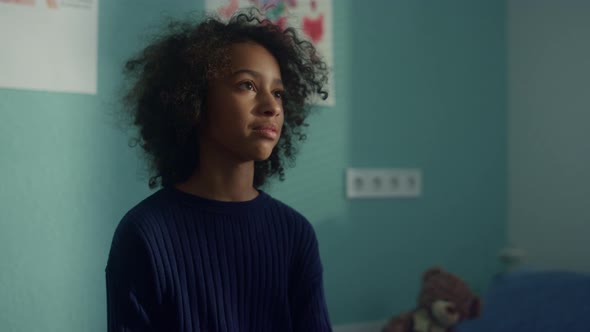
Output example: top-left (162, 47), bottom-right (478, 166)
top-left (346, 168), bottom-right (422, 199)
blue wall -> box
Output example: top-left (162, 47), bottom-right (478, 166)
top-left (0, 0), bottom-right (506, 330)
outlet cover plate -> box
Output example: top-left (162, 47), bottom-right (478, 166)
top-left (346, 168), bottom-right (422, 199)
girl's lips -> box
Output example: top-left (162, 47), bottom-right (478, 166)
top-left (252, 127), bottom-right (278, 139)
top-left (252, 124), bottom-right (279, 139)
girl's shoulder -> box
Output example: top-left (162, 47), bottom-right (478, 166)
top-left (264, 193), bottom-right (317, 237)
top-left (113, 189), bottom-right (173, 235)
top-left (123, 188), bottom-right (169, 216)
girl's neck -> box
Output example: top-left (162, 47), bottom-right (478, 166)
top-left (175, 141), bottom-right (259, 202)
top-left (176, 166), bottom-right (258, 202)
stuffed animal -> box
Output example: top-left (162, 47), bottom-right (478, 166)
top-left (382, 267), bottom-right (481, 332)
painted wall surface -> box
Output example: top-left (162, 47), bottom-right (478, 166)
top-left (242, 1), bottom-right (506, 325)
top-left (314, 0), bottom-right (507, 323)
top-left (0, 1), bottom-right (198, 330)
top-left (508, 1), bottom-right (590, 272)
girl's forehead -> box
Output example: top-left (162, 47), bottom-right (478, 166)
top-left (228, 42), bottom-right (277, 65)
top-left (227, 42), bottom-right (282, 79)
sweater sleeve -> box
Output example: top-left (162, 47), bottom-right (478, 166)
top-left (106, 219), bottom-right (159, 332)
top-left (289, 219), bottom-right (332, 331)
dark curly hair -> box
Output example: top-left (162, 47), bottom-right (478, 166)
top-left (121, 8), bottom-right (329, 190)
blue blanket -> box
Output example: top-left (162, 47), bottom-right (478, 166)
top-left (457, 269), bottom-right (590, 332)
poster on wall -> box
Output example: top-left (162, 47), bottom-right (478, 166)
top-left (205, 0), bottom-right (334, 106)
top-left (0, 0), bottom-right (98, 94)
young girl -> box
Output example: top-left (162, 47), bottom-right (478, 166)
top-left (106, 9), bottom-right (332, 332)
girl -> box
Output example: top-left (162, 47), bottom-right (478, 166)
top-left (106, 9), bottom-right (332, 332)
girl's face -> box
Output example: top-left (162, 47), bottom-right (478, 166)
top-left (202, 41), bottom-right (284, 163)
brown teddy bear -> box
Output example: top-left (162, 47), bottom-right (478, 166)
top-left (382, 267), bottom-right (481, 332)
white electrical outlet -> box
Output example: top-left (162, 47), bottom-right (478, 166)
top-left (346, 168), bottom-right (422, 199)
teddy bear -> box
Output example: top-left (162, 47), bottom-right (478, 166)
top-left (382, 267), bottom-right (481, 332)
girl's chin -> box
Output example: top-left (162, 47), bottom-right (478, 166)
top-left (251, 153), bottom-right (273, 162)
top-left (247, 144), bottom-right (276, 161)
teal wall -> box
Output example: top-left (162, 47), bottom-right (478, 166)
top-left (0, 1), bottom-right (197, 331)
top-left (0, 0), bottom-right (506, 330)
top-left (274, 0), bottom-right (507, 324)
top-left (508, 1), bottom-right (590, 272)
top-left (312, 0), bottom-right (506, 324)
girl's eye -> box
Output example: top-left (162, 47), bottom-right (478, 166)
top-left (274, 91), bottom-right (284, 99)
top-left (239, 81), bottom-right (255, 91)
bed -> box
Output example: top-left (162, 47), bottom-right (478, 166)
top-left (456, 268), bottom-right (590, 332)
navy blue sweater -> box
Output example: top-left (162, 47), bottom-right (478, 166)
top-left (106, 187), bottom-right (332, 331)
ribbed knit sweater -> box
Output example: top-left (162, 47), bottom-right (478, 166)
top-left (106, 187), bottom-right (332, 332)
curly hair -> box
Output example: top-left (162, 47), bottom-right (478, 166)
top-left (121, 8), bottom-right (329, 190)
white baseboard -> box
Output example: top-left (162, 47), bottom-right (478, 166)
top-left (333, 320), bottom-right (386, 332)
